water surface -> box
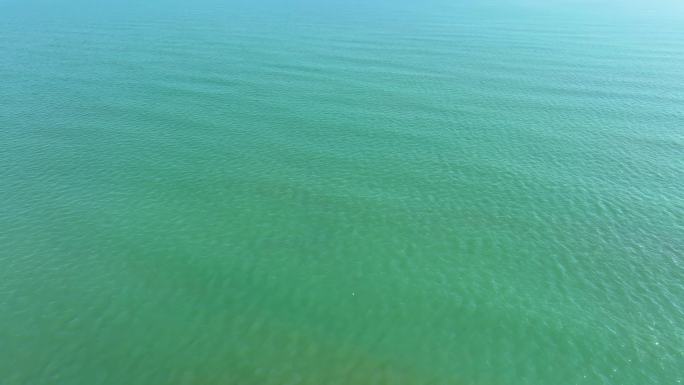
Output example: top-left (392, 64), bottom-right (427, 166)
top-left (1, 1), bottom-right (683, 384)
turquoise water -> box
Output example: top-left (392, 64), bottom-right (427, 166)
top-left (1, 0), bottom-right (683, 384)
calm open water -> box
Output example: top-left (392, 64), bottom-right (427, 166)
top-left (1, 0), bottom-right (683, 384)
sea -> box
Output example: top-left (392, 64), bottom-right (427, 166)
top-left (1, 0), bottom-right (683, 384)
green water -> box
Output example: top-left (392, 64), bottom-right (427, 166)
top-left (1, 0), bottom-right (683, 384)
